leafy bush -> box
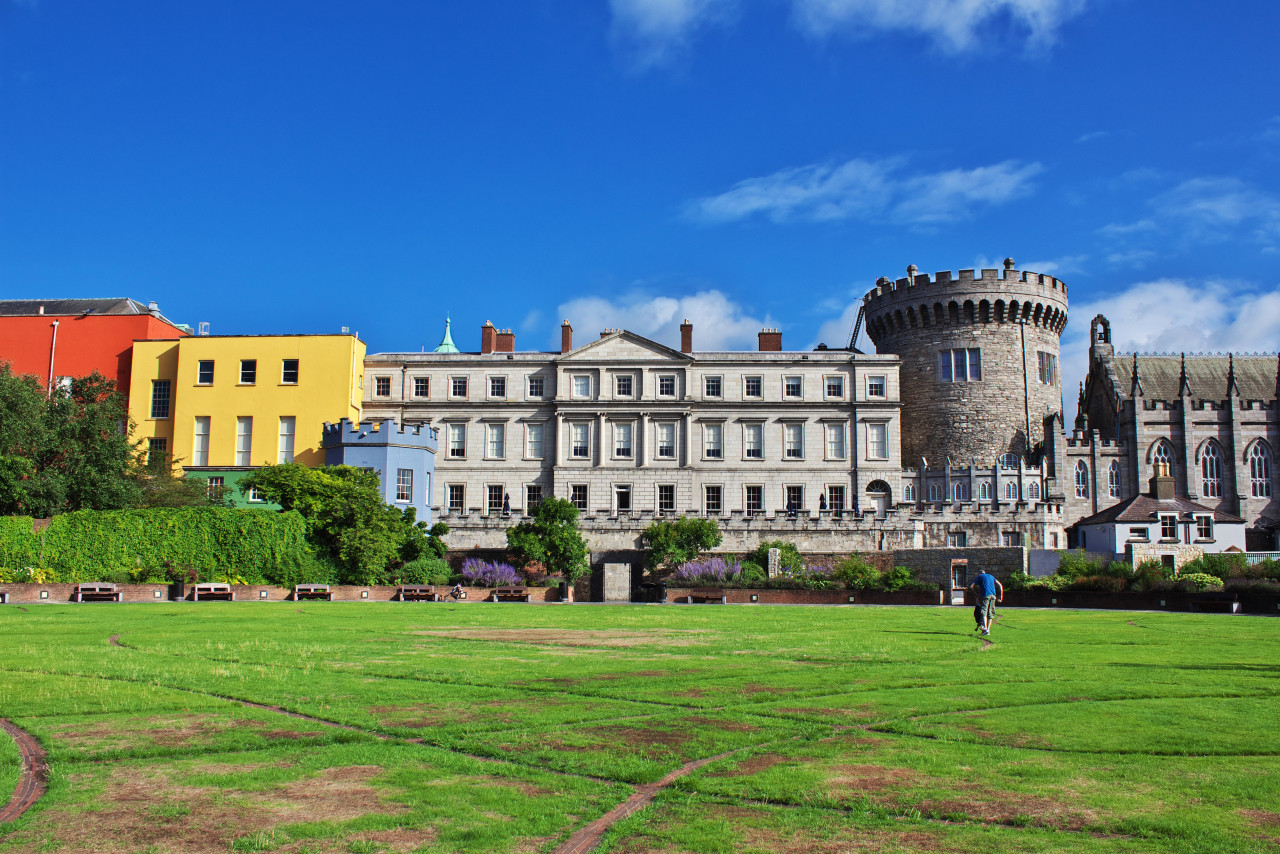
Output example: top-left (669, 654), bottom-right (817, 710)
top-left (268, 552), bottom-right (338, 587)
top-left (1067, 575), bottom-right (1129, 593)
top-left (1056, 550), bottom-right (1104, 580)
top-left (670, 557), bottom-right (741, 586)
top-left (459, 558), bottom-right (521, 587)
top-left (738, 561), bottom-right (766, 587)
top-left (396, 556), bottom-right (453, 585)
top-left (745, 541), bottom-right (805, 575)
top-left (1225, 578), bottom-right (1280, 594)
top-left (1180, 553), bottom-right (1246, 580)
top-left (1248, 559), bottom-right (1280, 580)
top-left (1133, 559), bottom-right (1172, 591)
top-left (832, 555), bottom-right (881, 590)
top-left (1024, 574), bottom-right (1072, 591)
top-left (643, 517), bottom-right (722, 569)
top-left (1176, 572), bottom-right (1224, 592)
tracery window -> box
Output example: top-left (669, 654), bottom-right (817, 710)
top-left (1250, 443), bottom-right (1272, 498)
top-left (1075, 461), bottom-right (1089, 498)
top-left (1108, 461), bottom-right (1121, 498)
top-left (1201, 443), bottom-right (1223, 498)
top-left (1028, 480), bottom-right (1041, 501)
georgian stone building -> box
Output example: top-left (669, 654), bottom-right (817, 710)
top-left (1052, 315), bottom-right (1280, 550)
top-left (361, 321), bottom-right (904, 532)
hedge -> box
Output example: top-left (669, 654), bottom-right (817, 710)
top-left (0, 508), bottom-right (309, 583)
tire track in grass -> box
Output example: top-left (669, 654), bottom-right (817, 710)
top-left (0, 719), bottom-right (48, 823)
top-left (552, 750), bottom-right (741, 854)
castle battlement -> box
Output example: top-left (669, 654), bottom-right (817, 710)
top-left (864, 261), bottom-right (1067, 304)
top-left (1064, 431), bottom-right (1126, 449)
top-left (322, 418), bottom-right (438, 447)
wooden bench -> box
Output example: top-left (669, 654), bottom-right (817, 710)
top-left (75, 583), bottom-right (121, 603)
top-left (293, 584), bottom-right (333, 601)
top-left (491, 586), bottom-right (531, 602)
top-left (396, 585), bottom-right (440, 602)
top-left (192, 583), bottom-right (235, 601)
top-left (685, 587), bottom-right (727, 604)
top-left (1189, 591), bottom-right (1240, 613)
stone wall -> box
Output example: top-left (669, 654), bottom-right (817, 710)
top-left (890, 547), bottom-right (1027, 585)
top-left (0, 583), bottom-right (568, 605)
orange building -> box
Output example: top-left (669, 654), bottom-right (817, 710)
top-left (0, 299), bottom-right (188, 397)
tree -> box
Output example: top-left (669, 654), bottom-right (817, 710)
top-left (642, 516), bottom-right (722, 570)
top-left (0, 365), bottom-right (141, 516)
top-left (505, 497), bottom-right (589, 581)
top-left (240, 463), bottom-right (447, 584)
top-left (134, 451), bottom-right (233, 509)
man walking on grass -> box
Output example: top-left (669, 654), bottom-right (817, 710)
top-left (969, 569), bottom-right (1003, 637)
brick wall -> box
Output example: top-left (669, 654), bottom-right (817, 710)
top-left (890, 547), bottom-right (1027, 585)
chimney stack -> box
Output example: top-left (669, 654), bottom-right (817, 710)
top-left (148, 301), bottom-right (161, 318)
top-left (758, 328), bottom-right (782, 352)
top-left (561, 320), bottom-right (573, 354)
top-left (680, 319), bottom-right (693, 354)
top-left (495, 328), bottom-right (515, 353)
top-left (1149, 462), bottom-right (1176, 500)
top-left (480, 321), bottom-right (497, 355)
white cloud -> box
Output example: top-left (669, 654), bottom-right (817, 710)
top-left (685, 157), bottom-right (1041, 225)
top-left (1100, 176), bottom-right (1280, 264)
top-left (812, 300), bottom-right (867, 351)
top-left (792, 0), bottom-right (1088, 52)
top-left (1075, 130), bottom-right (1109, 144)
top-left (557, 288), bottom-right (772, 351)
top-left (608, 0), bottom-right (734, 68)
top-left (1019, 254), bottom-right (1087, 276)
top-left (1059, 278), bottom-right (1280, 408)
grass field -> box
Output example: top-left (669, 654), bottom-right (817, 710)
top-left (0, 602), bottom-right (1277, 853)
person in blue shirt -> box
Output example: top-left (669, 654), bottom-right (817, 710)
top-left (969, 570), bottom-right (1003, 636)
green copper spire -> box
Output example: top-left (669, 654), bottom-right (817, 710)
top-left (433, 316), bottom-right (460, 353)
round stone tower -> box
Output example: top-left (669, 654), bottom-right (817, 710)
top-left (864, 258), bottom-right (1068, 467)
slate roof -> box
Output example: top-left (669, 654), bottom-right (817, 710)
top-left (1112, 354), bottom-right (1278, 403)
top-left (1074, 494), bottom-right (1245, 527)
top-left (0, 298), bottom-right (161, 317)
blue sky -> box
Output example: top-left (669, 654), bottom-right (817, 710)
top-left (2, 0), bottom-right (1278, 402)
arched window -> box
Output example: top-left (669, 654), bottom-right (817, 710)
top-left (953, 481), bottom-right (969, 501)
top-left (1151, 441), bottom-right (1173, 470)
top-left (1028, 480), bottom-right (1041, 501)
top-left (999, 453), bottom-right (1018, 470)
top-left (1075, 461), bottom-right (1089, 498)
top-left (1201, 443), bottom-right (1223, 498)
top-left (979, 481), bottom-right (992, 500)
top-left (927, 482), bottom-right (943, 502)
top-left (903, 482), bottom-right (917, 502)
top-left (1250, 443), bottom-right (1272, 498)
top-left (1004, 481), bottom-right (1019, 500)
top-left (1108, 461), bottom-right (1121, 498)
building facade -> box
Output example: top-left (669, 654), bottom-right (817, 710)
top-left (1053, 314), bottom-right (1280, 549)
top-left (127, 333), bottom-right (365, 507)
top-left (0, 298), bottom-right (188, 396)
top-left (322, 418), bottom-right (438, 524)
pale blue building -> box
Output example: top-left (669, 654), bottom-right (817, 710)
top-left (321, 419), bottom-right (438, 524)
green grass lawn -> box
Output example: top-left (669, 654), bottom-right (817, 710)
top-left (0, 602), bottom-right (1277, 853)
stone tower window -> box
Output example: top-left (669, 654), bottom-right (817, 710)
top-left (1108, 461), bottom-right (1121, 498)
top-left (1075, 461), bottom-right (1089, 498)
top-left (939, 348), bottom-right (982, 382)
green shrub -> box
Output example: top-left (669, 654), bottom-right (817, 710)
top-left (745, 541), bottom-right (804, 575)
top-left (1133, 559), bottom-right (1172, 590)
top-left (738, 561), bottom-right (766, 587)
top-left (1180, 553), bottom-right (1246, 580)
top-left (1248, 559), bottom-right (1280, 581)
top-left (1102, 561), bottom-right (1134, 578)
top-left (832, 555), bottom-right (881, 590)
top-left (1056, 550), bottom-right (1104, 579)
top-left (1067, 575), bottom-right (1128, 593)
top-left (266, 552), bottom-right (338, 587)
top-left (1225, 578), bottom-right (1280, 594)
top-left (396, 556), bottom-right (452, 585)
top-left (1177, 572), bottom-right (1224, 592)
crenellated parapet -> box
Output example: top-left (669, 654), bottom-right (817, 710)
top-left (322, 418), bottom-right (439, 448)
top-left (864, 260), bottom-right (1068, 343)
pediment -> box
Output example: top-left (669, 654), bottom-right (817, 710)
top-left (558, 331), bottom-right (689, 363)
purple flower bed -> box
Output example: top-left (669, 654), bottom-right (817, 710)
top-left (670, 557), bottom-right (741, 585)
top-left (460, 558), bottom-right (522, 587)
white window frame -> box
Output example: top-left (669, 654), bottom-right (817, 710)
top-left (235, 416), bottom-right (253, 466)
top-left (614, 374), bottom-right (634, 398)
top-left (744, 376), bottom-right (763, 398)
top-left (487, 422), bottom-right (506, 460)
top-left (572, 375), bottom-right (591, 399)
top-left (374, 376), bottom-right (391, 397)
top-left (866, 422), bottom-right (888, 461)
top-left (784, 423), bottom-right (803, 459)
top-left (570, 484), bottom-right (588, 511)
top-left (413, 376), bottom-right (429, 398)
top-left (1249, 443), bottom-right (1272, 498)
top-left (1075, 460), bottom-right (1090, 498)
top-left (657, 484), bottom-right (676, 513)
top-left (745, 484), bottom-right (764, 515)
top-left (448, 422), bottom-right (467, 459)
top-left (193, 416), bottom-right (210, 467)
top-left (866, 375), bottom-right (886, 398)
top-left (525, 422), bottom-right (544, 459)
top-left (447, 484), bottom-right (465, 513)
top-left (824, 375), bottom-right (844, 398)
top-left (278, 416), bottom-right (295, 464)
top-left (1201, 443), bottom-right (1223, 498)
top-left (704, 375), bottom-right (722, 398)
top-left (783, 375), bottom-right (802, 398)
top-left (571, 422), bottom-right (590, 459)
top-left (656, 422), bottom-right (676, 460)
top-left (1196, 515), bottom-right (1213, 540)
top-left (704, 484), bottom-right (723, 515)
top-left (657, 374), bottom-right (676, 397)
top-left (824, 422), bottom-right (846, 460)
top-left (396, 468), bottom-right (413, 503)
top-left (703, 423), bottom-right (723, 460)
top-left (743, 422), bottom-right (764, 460)
top-left (450, 376), bottom-right (468, 398)
top-left (614, 421), bottom-right (633, 459)
top-left (527, 376), bottom-right (545, 398)
top-left (281, 358), bottom-right (299, 385)
top-left (488, 376), bottom-right (507, 398)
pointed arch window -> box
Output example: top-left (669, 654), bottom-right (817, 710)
top-left (1201, 443), bottom-right (1223, 498)
top-left (1004, 481), bottom-right (1019, 500)
top-left (1028, 480), bottom-right (1041, 501)
top-left (979, 481), bottom-right (992, 500)
top-left (1107, 461), bottom-right (1121, 498)
top-left (1075, 461), bottom-right (1089, 498)
top-left (1151, 441), bottom-right (1173, 468)
top-left (1250, 443), bottom-right (1272, 498)
top-left (927, 482), bottom-right (943, 502)
top-left (903, 483), bottom-right (917, 502)
top-left (953, 481), bottom-right (969, 501)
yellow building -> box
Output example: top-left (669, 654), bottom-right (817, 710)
top-left (128, 334), bottom-right (365, 506)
